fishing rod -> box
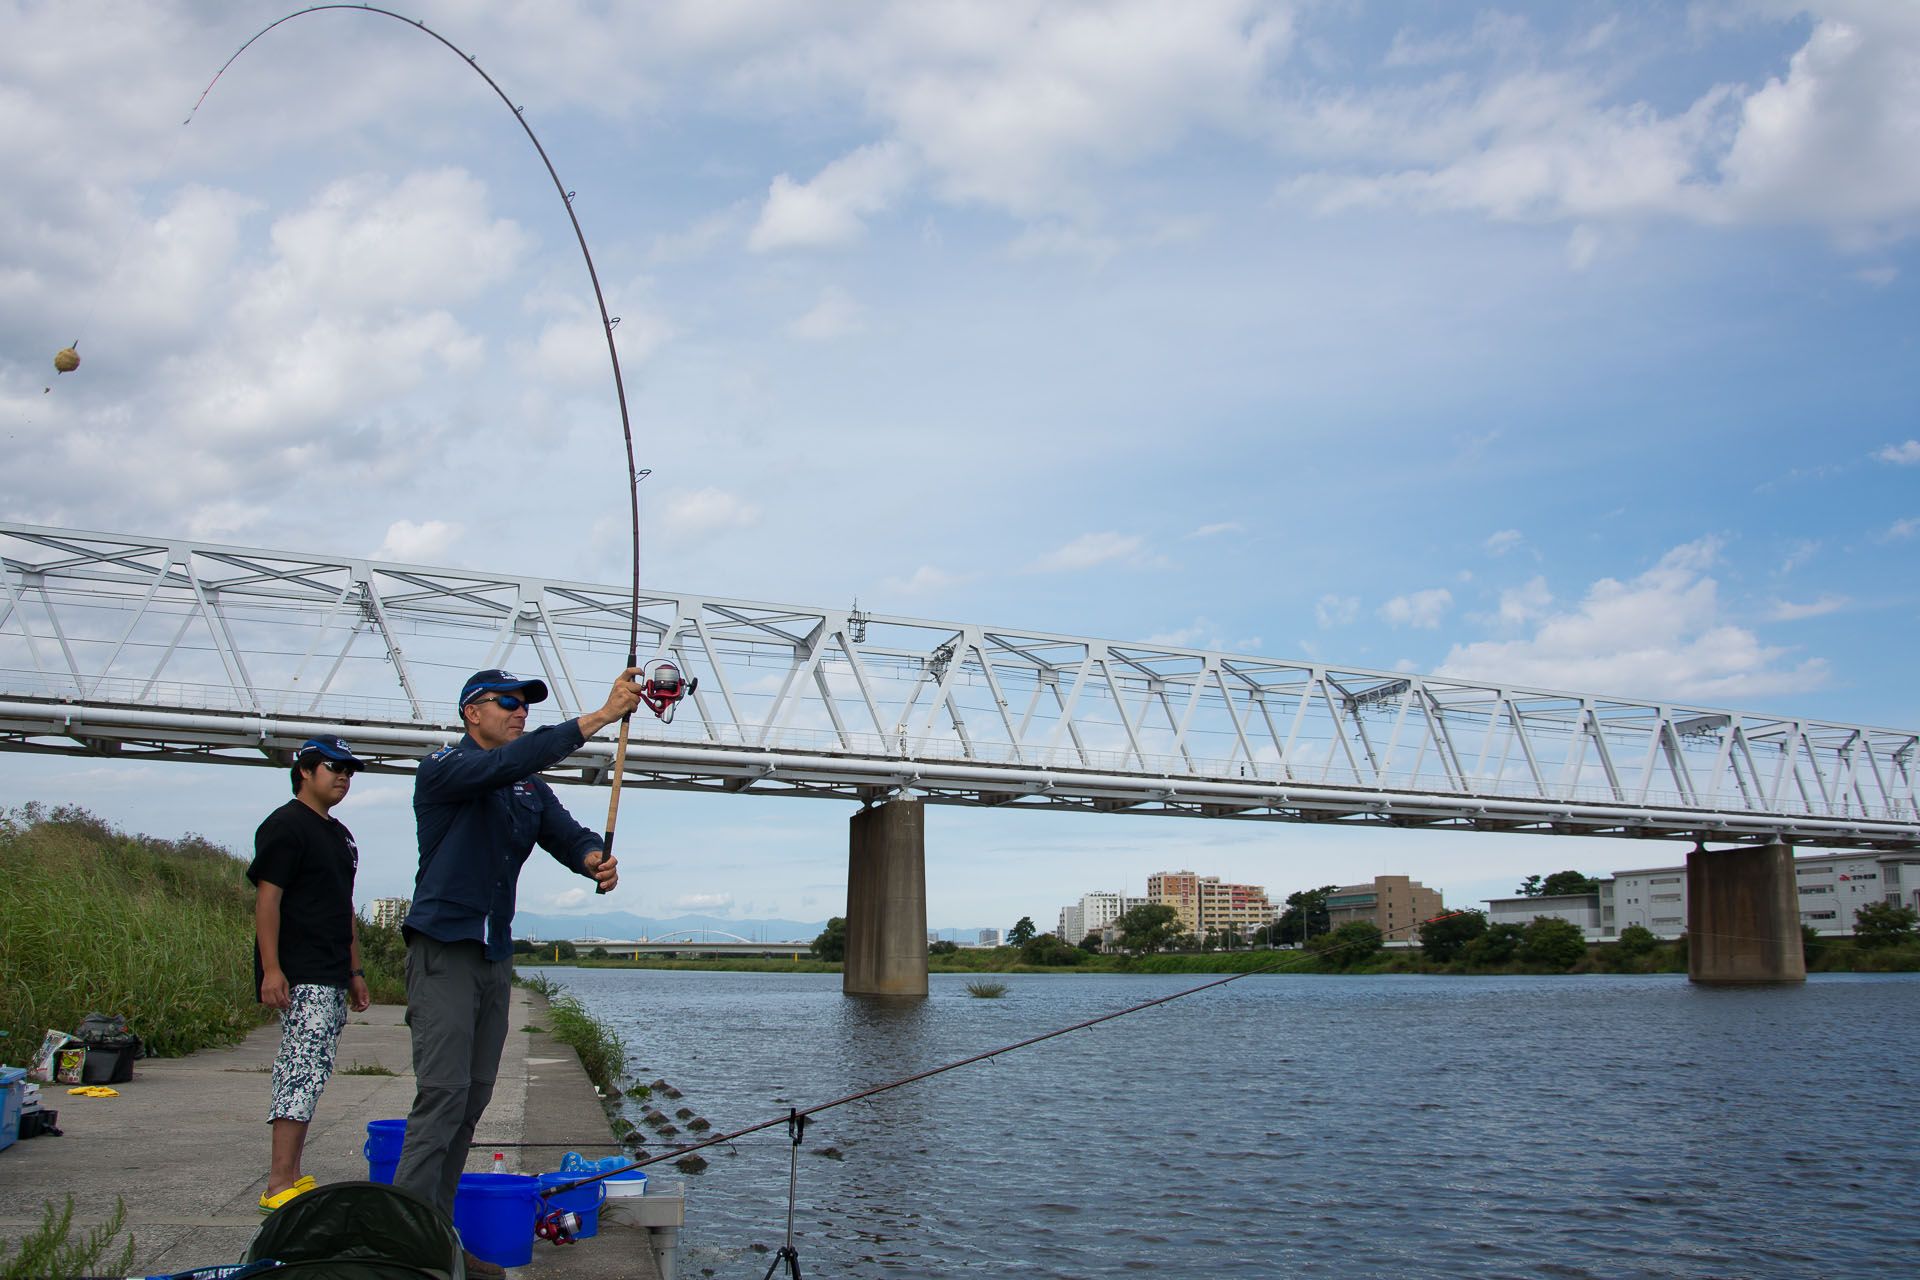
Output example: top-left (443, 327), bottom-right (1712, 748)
top-left (185, 5), bottom-right (655, 863)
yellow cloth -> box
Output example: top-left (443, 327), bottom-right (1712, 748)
top-left (66, 1085), bottom-right (120, 1097)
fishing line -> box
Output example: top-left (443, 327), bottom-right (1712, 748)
top-left (549, 910), bottom-right (1469, 1203)
top-left (150, 7), bottom-right (652, 851)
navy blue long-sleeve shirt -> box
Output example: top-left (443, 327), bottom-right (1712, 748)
top-left (405, 720), bottom-right (601, 960)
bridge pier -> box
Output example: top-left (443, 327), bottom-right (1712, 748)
top-left (1687, 841), bottom-right (1806, 984)
top-left (844, 798), bottom-right (928, 998)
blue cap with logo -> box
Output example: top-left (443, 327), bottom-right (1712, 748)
top-left (295, 735), bottom-right (364, 772)
top-left (460, 669), bottom-right (550, 709)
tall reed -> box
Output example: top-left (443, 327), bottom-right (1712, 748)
top-left (0, 805), bottom-right (265, 1057)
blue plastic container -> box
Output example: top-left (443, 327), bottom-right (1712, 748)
top-left (454, 1172), bottom-right (537, 1268)
top-left (536, 1170), bottom-right (608, 1238)
top-left (363, 1118), bottom-right (406, 1184)
top-left (0, 1066), bottom-right (25, 1153)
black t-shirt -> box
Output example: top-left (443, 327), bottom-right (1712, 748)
top-left (248, 798), bottom-right (359, 996)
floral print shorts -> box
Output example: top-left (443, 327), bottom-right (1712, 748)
top-left (268, 984), bottom-right (347, 1123)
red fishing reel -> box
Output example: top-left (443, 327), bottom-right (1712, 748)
top-left (536, 1208), bottom-right (580, 1245)
top-left (639, 659), bottom-right (697, 723)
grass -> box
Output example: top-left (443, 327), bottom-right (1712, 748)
top-left (0, 805), bottom-right (265, 1056)
top-left (338, 1060), bottom-right (396, 1076)
top-left (0, 804), bottom-right (409, 1059)
top-left (517, 972), bottom-right (628, 1097)
top-left (0, 1196), bottom-right (132, 1280)
top-left (963, 979), bottom-right (1009, 998)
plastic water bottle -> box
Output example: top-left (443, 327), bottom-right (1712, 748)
top-left (491, 1152), bottom-right (506, 1175)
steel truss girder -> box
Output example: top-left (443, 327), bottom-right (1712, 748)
top-left (2, 521), bottom-right (1916, 851)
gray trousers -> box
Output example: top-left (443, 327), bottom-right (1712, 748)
top-left (393, 934), bottom-right (511, 1220)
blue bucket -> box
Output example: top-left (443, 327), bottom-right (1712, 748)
top-left (537, 1171), bottom-right (608, 1239)
top-left (454, 1172), bottom-right (537, 1268)
top-left (363, 1118), bottom-right (406, 1184)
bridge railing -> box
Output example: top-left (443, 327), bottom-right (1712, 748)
top-left (3, 522), bottom-right (1915, 839)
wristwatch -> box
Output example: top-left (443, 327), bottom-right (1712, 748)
top-left (350, 968), bottom-right (366, 977)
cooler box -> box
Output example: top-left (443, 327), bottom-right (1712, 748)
top-left (81, 1039), bottom-right (139, 1085)
top-left (0, 1066), bottom-right (25, 1152)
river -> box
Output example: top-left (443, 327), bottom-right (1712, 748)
top-left (531, 968), bottom-right (1920, 1278)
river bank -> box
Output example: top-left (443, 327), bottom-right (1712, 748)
top-left (0, 989), bottom-right (676, 1278)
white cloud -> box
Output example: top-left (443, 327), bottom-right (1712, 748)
top-left (1484, 529), bottom-right (1524, 556)
top-left (675, 892), bottom-right (734, 912)
top-left (885, 565), bottom-right (973, 594)
top-left (1286, 10), bottom-right (1920, 241)
top-left (1188, 522), bottom-right (1244, 538)
top-left (1768, 596), bottom-right (1848, 621)
top-left (1855, 265), bottom-right (1898, 287)
top-left (375, 519), bottom-right (462, 563)
top-left (262, 170), bottom-right (528, 310)
top-left (1882, 517), bottom-right (1919, 541)
top-left (1027, 531), bottom-right (1157, 572)
top-left (1498, 576), bottom-right (1552, 625)
top-left (1438, 538), bottom-right (1829, 702)
top-left (1379, 588), bottom-right (1454, 629)
top-left (1779, 539), bottom-right (1821, 574)
top-left (1315, 594), bottom-right (1359, 628)
top-left (661, 487), bottom-right (761, 538)
top-left (1877, 440), bottom-right (1920, 465)
top-left (788, 286), bottom-right (865, 341)
top-left (749, 142), bottom-right (916, 252)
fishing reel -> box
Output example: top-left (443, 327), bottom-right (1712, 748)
top-left (639, 659), bottom-right (697, 723)
top-left (535, 1208), bottom-right (580, 1246)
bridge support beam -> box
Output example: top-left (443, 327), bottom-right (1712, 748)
top-left (1687, 841), bottom-right (1806, 984)
top-left (844, 799), bottom-right (928, 998)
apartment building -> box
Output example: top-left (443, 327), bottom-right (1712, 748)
top-left (1146, 870), bottom-right (1275, 937)
top-left (1323, 875), bottom-right (1445, 938)
top-left (367, 897), bottom-right (410, 929)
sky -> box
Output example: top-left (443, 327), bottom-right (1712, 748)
top-left (2, 0), bottom-right (1916, 938)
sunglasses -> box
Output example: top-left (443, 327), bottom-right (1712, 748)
top-left (320, 760), bottom-right (359, 776)
top-left (473, 693), bottom-right (532, 712)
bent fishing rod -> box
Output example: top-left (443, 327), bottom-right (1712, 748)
top-left (189, 6), bottom-right (650, 866)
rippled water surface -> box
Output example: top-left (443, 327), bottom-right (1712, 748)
top-left (537, 969), bottom-right (1920, 1278)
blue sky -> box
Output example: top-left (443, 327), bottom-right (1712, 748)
top-left (2, 1), bottom-right (1915, 935)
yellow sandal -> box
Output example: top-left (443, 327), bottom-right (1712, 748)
top-left (258, 1182), bottom-right (313, 1214)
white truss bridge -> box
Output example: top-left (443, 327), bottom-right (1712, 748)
top-left (2, 522), bottom-right (1915, 850)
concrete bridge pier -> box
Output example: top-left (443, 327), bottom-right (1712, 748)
top-left (844, 797), bottom-right (929, 997)
top-left (1687, 840), bottom-right (1806, 984)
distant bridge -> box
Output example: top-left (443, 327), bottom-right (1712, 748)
top-left (3, 522), bottom-right (1914, 849)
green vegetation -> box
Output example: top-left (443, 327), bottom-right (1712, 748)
top-left (1, 805), bottom-right (263, 1056)
top-left (810, 917), bottom-right (846, 962)
top-left (338, 1060), bottom-right (397, 1076)
top-left (1516, 870), bottom-right (1601, 897)
top-left (0, 1196), bottom-right (132, 1280)
top-left (1115, 903), bottom-right (1178, 954)
top-left (964, 979), bottom-right (1009, 998)
top-left (518, 972), bottom-right (628, 1095)
top-left (1007, 916), bottom-right (1038, 946)
top-left (0, 804), bottom-right (409, 1059)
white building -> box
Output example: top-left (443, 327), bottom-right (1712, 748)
top-left (1486, 892), bottom-right (1604, 937)
top-left (367, 897), bottom-right (410, 929)
top-left (1057, 891), bottom-right (1149, 948)
top-left (1486, 850), bottom-right (1920, 941)
top-left (978, 928), bottom-right (1001, 947)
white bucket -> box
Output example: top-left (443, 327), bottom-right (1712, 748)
top-left (599, 1170), bottom-right (649, 1229)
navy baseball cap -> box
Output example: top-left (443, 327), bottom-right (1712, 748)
top-left (460, 669), bottom-right (550, 709)
top-left (295, 735), bottom-right (363, 771)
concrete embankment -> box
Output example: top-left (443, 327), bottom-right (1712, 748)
top-left (0, 988), bottom-right (678, 1278)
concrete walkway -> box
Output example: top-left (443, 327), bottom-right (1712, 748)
top-left (0, 989), bottom-right (675, 1278)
